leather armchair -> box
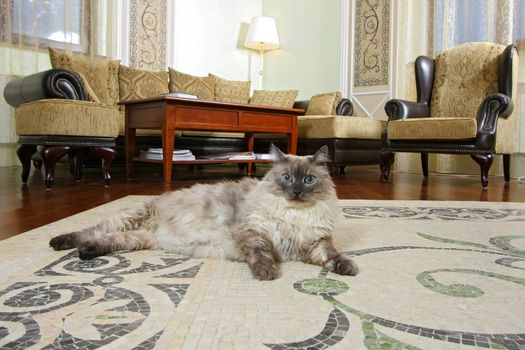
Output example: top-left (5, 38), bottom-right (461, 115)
top-left (380, 43), bottom-right (518, 188)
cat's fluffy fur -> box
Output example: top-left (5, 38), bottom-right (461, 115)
top-left (50, 145), bottom-right (358, 280)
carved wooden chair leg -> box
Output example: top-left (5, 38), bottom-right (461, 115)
top-left (470, 154), bottom-right (494, 188)
top-left (68, 148), bottom-right (76, 176)
top-left (16, 144), bottom-right (38, 183)
top-left (41, 146), bottom-right (71, 189)
top-left (32, 159), bottom-right (43, 169)
top-left (237, 163), bottom-right (247, 175)
top-left (421, 152), bottom-right (429, 177)
top-left (328, 165), bottom-right (338, 176)
top-left (380, 151), bottom-right (395, 182)
top-left (73, 148), bottom-right (91, 182)
top-left (94, 146), bottom-right (116, 186)
top-left (503, 154), bottom-right (511, 182)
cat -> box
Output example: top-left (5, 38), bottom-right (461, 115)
top-left (49, 145), bottom-right (358, 280)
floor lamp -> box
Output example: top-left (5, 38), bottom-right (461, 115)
top-left (244, 16), bottom-right (280, 89)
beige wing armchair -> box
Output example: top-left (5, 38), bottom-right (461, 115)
top-left (380, 42), bottom-right (519, 187)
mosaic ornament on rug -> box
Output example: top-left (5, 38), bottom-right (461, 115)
top-left (0, 197), bottom-right (524, 349)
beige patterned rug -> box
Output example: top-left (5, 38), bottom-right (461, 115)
top-left (0, 196), bottom-right (524, 350)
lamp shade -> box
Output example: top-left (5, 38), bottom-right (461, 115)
top-left (244, 16), bottom-right (280, 51)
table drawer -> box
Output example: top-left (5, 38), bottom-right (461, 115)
top-left (241, 112), bottom-right (293, 130)
top-left (175, 107), bottom-right (239, 126)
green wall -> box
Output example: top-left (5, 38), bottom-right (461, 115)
top-left (262, 0), bottom-right (342, 99)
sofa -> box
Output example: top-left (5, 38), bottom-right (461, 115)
top-left (4, 48), bottom-right (385, 184)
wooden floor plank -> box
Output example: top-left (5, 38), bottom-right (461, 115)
top-left (1, 163), bottom-right (524, 240)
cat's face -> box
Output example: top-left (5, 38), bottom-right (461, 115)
top-left (265, 145), bottom-right (334, 203)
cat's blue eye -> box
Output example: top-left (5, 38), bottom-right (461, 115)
top-left (281, 173), bottom-right (294, 183)
top-left (304, 175), bottom-right (316, 185)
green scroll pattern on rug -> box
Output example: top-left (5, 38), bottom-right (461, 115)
top-left (278, 204), bottom-right (525, 350)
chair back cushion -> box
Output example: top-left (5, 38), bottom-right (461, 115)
top-left (430, 42), bottom-right (504, 119)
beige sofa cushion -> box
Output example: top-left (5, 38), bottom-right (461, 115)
top-left (209, 74), bottom-right (251, 104)
top-left (387, 118), bottom-right (478, 140)
top-left (306, 92), bottom-right (341, 115)
top-left (119, 66), bottom-right (169, 102)
top-left (249, 90), bottom-right (298, 108)
top-left (16, 99), bottom-right (119, 137)
top-left (168, 68), bottom-right (215, 100)
top-left (49, 48), bottom-right (120, 106)
top-left (298, 115), bottom-right (385, 139)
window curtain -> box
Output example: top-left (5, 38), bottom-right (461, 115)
top-left (394, 0), bottom-right (525, 177)
top-left (0, 0), bottom-right (117, 167)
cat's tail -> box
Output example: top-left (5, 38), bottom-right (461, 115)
top-left (49, 202), bottom-right (157, 259)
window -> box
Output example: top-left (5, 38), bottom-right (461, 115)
top-left (1, 0), bottom-right (89, 52)
top-left (433, 0), bottom-right (525, 53)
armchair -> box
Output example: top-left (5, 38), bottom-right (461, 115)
top-left (380, 42), bottom-right (519, 187)
top-left (3, 69), bottom-right (119, 189)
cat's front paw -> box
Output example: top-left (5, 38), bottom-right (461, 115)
top-left (330, 257), bottom-right (359, 276)
top-left (77, 242), bottom-right (107, 260)
top-left (250, 262), bottom-right (280, 280)
top-left (49, 233), bottom-right (78, 250)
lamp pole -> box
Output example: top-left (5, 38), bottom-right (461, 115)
top-left (259, 47), bottom-right (264, 90)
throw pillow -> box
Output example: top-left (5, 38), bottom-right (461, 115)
top-left (209, 73), bottom-right (251, 104)
top-left (119, 65), bottom-right (169, 102)
top-left (249, 90), bottom-right (299, 108)
top-left (48, 47), bottom-right (120, 106)
top-left (306, 91), bottom-right (341, 115)
top-left (168, 68), bottom-right (214, 100)
top-left (75, 72), bottom-right (101, 103)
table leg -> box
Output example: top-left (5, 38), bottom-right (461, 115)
top-left (287, 131), bottom-right (298, 155)
top-left (245, 132), bottom-right (254, 175)
top-left (125, 127), bottom-right (136, 180)
top-left (288, 115), bottom-right (298, 155)
top-left (162, 113), bottom-right (175, 184)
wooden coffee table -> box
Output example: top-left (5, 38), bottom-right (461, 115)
top-left (122, 96), bottom-right (302, 183)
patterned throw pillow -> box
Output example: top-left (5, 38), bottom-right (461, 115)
top-left (119, 65), bottom-right (169, 102)
top-left (306, 91), bottom-right (341, 115)
top-left (209, 74), bottom-right (251, 104)
top-left (48, 47), bottom-right (120, 106)
top-left (249, 90), bottom-right (299, 108)
top-left (168, 68), bottom-right (215, 100)
top-left (75, 72), bottom-right (101, 103)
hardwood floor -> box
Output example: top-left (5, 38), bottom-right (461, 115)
top-left (1, 162), bottom-right (524, 241)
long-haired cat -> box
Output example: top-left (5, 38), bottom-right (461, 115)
top-left (49, 145), bottom-right (358, 280)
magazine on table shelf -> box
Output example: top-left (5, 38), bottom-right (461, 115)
top-left (160, 92), bottom-right (198, 99)
top-left (139, 148), bottom-right (196, 161)
top-left (199, 152), bottom-right (257, 160)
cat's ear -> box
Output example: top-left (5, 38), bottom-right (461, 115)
top-left (269, 143), bottom-right (287, 162)
top-left (311, 145), bottom-right (330, 164)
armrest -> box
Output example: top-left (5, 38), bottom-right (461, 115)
top-left (292, 98), bottom-right (353, 116)
top-left (3, 69), bottom-right (86, 108)
top-left (293, 100), bottom-right (309, 113)
top-left (476, 93), bottom-right (512, 134)
top-left (384, 99), bottom-right (429, 121)
top-left (335, 98), bottom-right (353, 116)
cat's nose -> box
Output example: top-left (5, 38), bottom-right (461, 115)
top-left (293, 184), bottom-right (302, 195)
